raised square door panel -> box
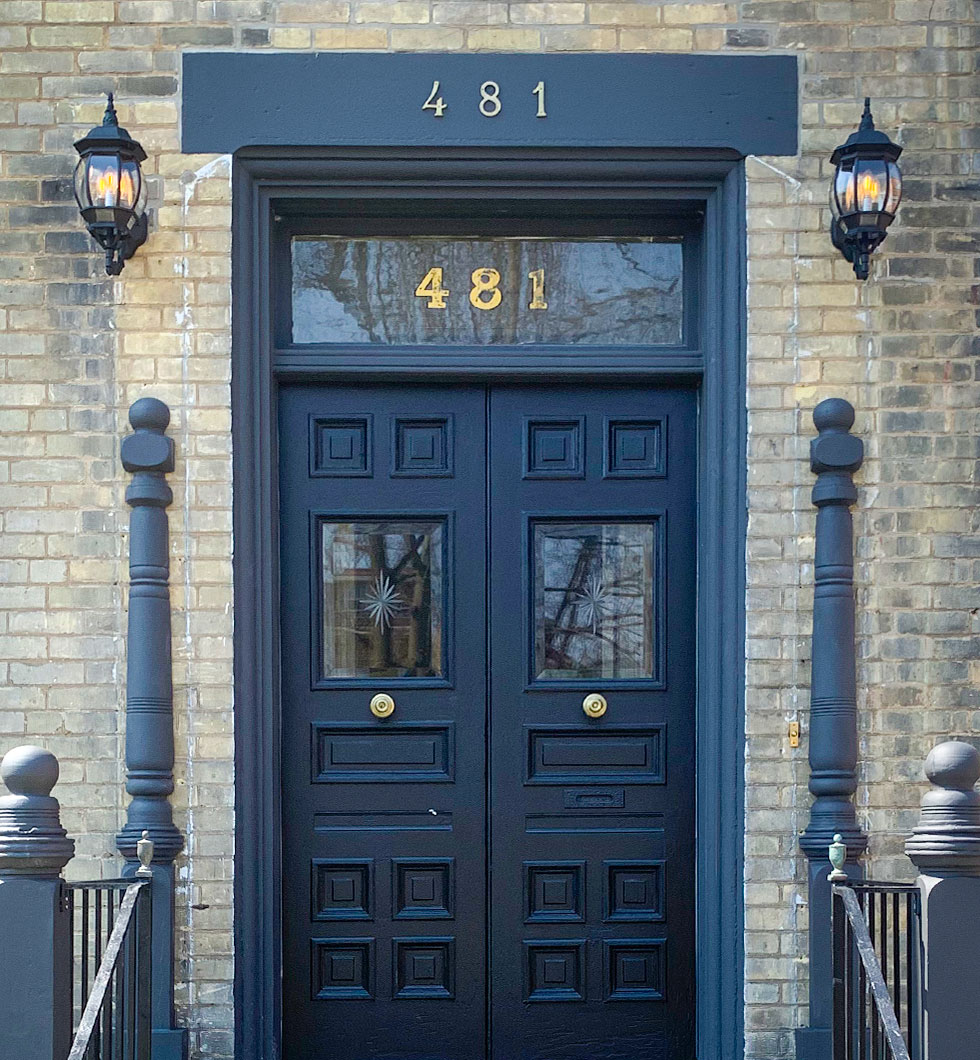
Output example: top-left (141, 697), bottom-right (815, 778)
top-left (604, 940), bottom-right (665, 1002)
top-left (604, 860), bottom-right (665, 922)
top-left (524, 418), bottom-right (585, 479)
top-left (604, 418), bottom-right (666, 478)
top-left (309, 416), bottom-right (373, 477)
top-left (524, 861), bottom-right (586, 923)
top-left (312, 859), bottom-right (374, 921)
top-left (523, 940), bottom-right (586, 1002)
top-left (311, 938), bottom-right (375, 1000)
top-left (392, 417), bottom-right (453, 477)
top-left (393, 938), bottom-right (456, 999)
top-left (393, 858), bottom-right (455, 920)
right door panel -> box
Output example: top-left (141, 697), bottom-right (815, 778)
top-left (489, 385), bottom-right (698, 1060)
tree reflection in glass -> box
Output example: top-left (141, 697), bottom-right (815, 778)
top-left (321, 520), bottom-right (444, 679)
top-left (292, 236), bottom-right (683, 347)
top-left (534, 522), bottom-right (657, 680)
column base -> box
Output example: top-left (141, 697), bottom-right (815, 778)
top-left (795, 1026), bottom-right (831, 1060)
top-left (153, 1026), bottom-right (188, 1060)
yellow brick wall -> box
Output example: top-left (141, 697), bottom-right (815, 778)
top-left (0, 2), bottom-right (977, 1057)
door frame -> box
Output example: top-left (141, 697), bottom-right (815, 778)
top-left (231, 148), bottom-right (747, 1060)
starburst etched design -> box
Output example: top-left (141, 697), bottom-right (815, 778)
top-left (574, 574), bottom-right (610, 634)
top-left (361, 572), bottom-right (405, 632)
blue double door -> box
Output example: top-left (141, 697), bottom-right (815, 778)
top-left (279, 383), bottom-right (697, 1059)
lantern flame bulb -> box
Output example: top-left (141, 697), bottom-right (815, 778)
top-left (89, 163), bottom-right (136, 209)
top-left (857, 170), bottom-right (882, 212)
top-left (94, 165), bottom-right (117, 207)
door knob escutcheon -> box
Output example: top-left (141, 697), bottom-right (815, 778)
top-left (582, 693), bottom-right (608, 718)
top-left (370, 693), bottom-right (395, 718)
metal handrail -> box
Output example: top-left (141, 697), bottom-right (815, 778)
top-left (833, 883), bottom-right (913, 1060)
top-left (67, 878), bottom-right (152, 1060)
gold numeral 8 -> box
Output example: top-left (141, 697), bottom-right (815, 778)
top-left (469, 267), bottom-right (502, 310)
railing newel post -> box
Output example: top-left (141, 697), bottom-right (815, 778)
top-left (0, 745), bottom-right (76, 1060)
top-left (905, 740), bottom-right (980, 1060)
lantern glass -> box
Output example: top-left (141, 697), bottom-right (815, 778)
top-left (120, 159), bottom-right (144, 213)
top-left (885, 160), bottom-right (902, 215)
top-left (81, 153), bottom-right (124, 209)
top-left (833, 163), bottom-right (855, 217)
top-left (853, 159), bottom-right (889, 213)
top-left (73, 155), bottom-right (87, 208)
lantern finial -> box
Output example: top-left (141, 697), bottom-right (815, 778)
top-left (859, 97), bottom-right (874, 132)
top-left (102, 92), bottom-right (118, 127)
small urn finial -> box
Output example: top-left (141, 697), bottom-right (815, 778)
top-left (136, 829), bottom-right (154, 878)
top-left (906, 741), bottom-right (980, 877)
top-left (0, 746), bottom-right (75, 877)
top-left (828, 834), bottom-right (848, 882)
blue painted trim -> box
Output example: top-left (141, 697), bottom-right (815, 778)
top-left (231, 150), bottom-right (747, 1060)
top-left (183, 52), bottom-right (798, 157)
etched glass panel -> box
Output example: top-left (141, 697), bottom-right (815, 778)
top-left (533, 521), bottom-right (657, 681)
top-left (291, 236), bottom-right (683, 346)
top-left (321, 520), bottom-right (444, 679)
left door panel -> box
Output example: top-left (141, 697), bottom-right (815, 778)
top-left (279, 384), bottom-right (488, 1060)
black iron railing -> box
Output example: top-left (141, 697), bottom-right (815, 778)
top-left (832, 881), bottom-right (922, 1060)
top-left (66, 878), bottom-right (152, 1060)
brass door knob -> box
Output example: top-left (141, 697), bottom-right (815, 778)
top-left (582, 693), bottom-right (608, 718)
top-left (370, 693), bottom-right (395, 718)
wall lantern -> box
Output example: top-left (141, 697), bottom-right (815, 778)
top-left (73, 93), bottom-right (148, 276)
top-left (829, 98), bottom-right (903, 280)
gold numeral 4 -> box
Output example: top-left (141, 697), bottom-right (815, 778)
top-left (415, 267), bottom-right (449, 309)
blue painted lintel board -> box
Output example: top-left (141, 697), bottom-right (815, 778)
top-left (182, 52), bottom-right (798, 157)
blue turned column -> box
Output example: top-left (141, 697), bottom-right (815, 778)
top-left (116, 397), bottom-right (187, 1060)
top-left (796, 399), bottom-right (868, 1060)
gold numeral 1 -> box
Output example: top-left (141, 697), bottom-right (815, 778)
top-left (528, 268), bottom-right (547, 310)
top-left (415, 266), bottom-right (449, 308)
top-left (532, 81), bottom-right (546, 118)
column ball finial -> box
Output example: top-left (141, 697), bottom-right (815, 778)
top-left (0, 745), bottom-right (59, 798)
top-left (926, 740), bottom-right (980, 792)
top-left (813, 397), bottom-right (855, 433)
top-left (906, 740), bottom-right (980, 877)
top-left (129, 396), bottom-right (170, 432)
